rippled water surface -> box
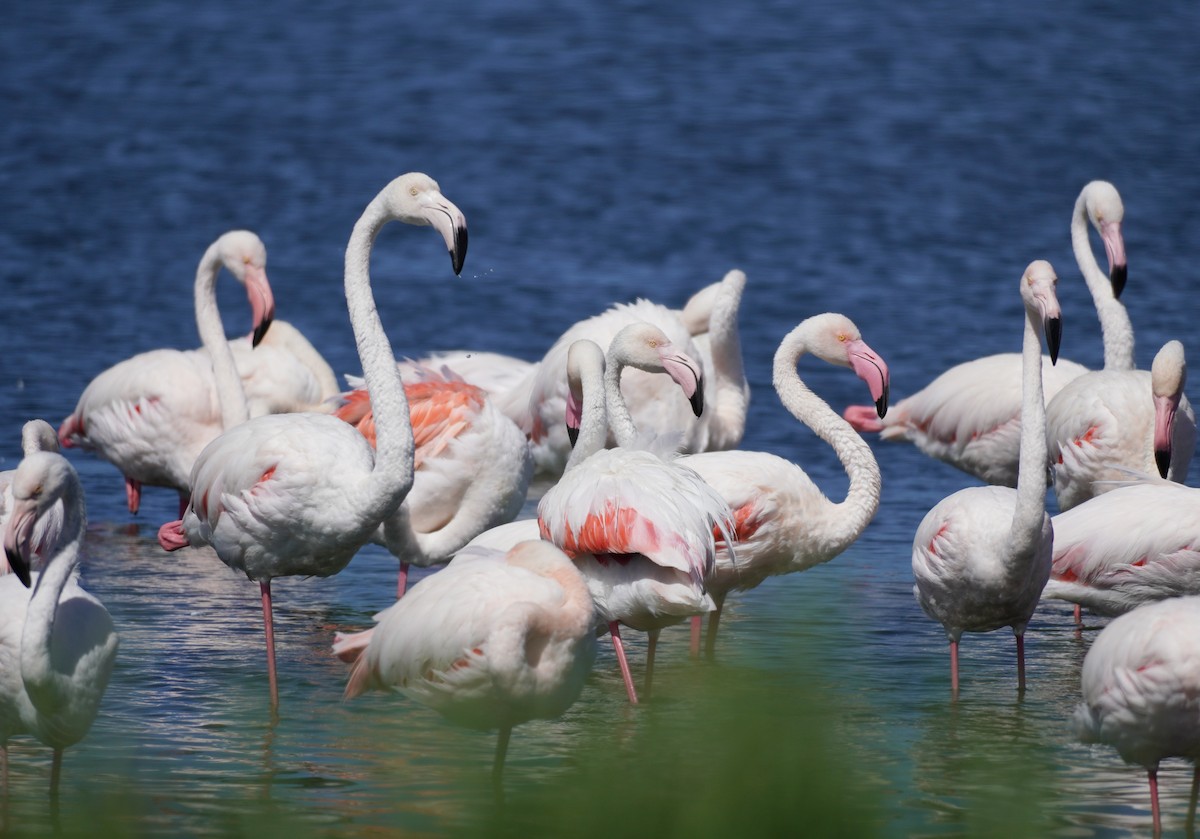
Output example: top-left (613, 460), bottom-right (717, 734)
top-left (3, 1), bottom-right (1200, 836)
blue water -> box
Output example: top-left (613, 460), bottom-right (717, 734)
top-left (3, 1), bottom-right (1199, 835)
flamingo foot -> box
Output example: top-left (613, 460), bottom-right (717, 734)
top-left (157, 520), bottom-right (191, 551)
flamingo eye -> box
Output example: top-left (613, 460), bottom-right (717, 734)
top-left (410, 187), bottom-right (419, 197)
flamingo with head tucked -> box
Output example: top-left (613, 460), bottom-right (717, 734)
top-left (0, 420), bottom-right (62, 577)
top-left (1074, 596), bottom-right (1200, 836)
top-left (678, 312), bottom-right (889, 658)
top-left (158, 173), bottom-right (467, 709)
top-left (1, 451), bottom-right (118, 797)
top-left (912, 260), bottom-right (1061, 697)
top-left (844, 181), bottom-right (1128, 486)
top-left (332, 540), bottom-right (596, 786)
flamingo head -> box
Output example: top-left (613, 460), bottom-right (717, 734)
top-left (610, 323), bottom-right (705, 417)
top-left (3, 451), bottom-right (76, 588)
top-left (216, 230), bottom-right (275, 347)
top-left (382, 172), bottom-right (469, 276)
top-left (565, 339), bottom-right (606, 446)
top-left (1021, 260), bottom-right (1063, 365)
top-left (1082, 180), bottom-right (1127, 299)
top-left (800, 314), bottom-right (891, 419)
top-left (1151, 340), bottom-right (1187, 478)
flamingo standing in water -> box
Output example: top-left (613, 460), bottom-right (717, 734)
top-left (1074, 596), bottom-right (1200, 836)
top-left (496, 268), bottom-right (749, 476)
top-left (59, 231), bottom-right (336, 516)
top-left (158, 172), bottom-right (468, 709)
top-left (1, 420), bottom-right (62, 577)
top-left (1041, 478), bottom-right (1200, 617)
top-left (912, 260), bottom-right (1061, 696)
top-left (678, 312), bottom-right (889, 658)
top-left (332, 364), bottom-right (532, 599)
top-left (332, 540), bottom-right (596, 786)
top-left (1, 452), bottom-right (118, 797)
top-left (1045, 338), bottom-right (1194, 511)
top-left (844, 181), bottom-right (1129, 486)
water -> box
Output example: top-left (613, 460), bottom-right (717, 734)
top-left (2, 0), bottom-right (1199, 835)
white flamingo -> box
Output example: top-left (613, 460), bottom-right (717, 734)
top-left (157, 172), bottom-right (468, 709)
top-left (678, 313), bottom-right (889, 658)
top-left (1042, 478), bottom-right (1200, 616)
top-left (332, 365), bottom-right (533, 598)
top-left (1074, 596), bottom-right (1200, 836)
top-left (912, 260), bottom-right (1061, 696)
top-left (496, 268), bottom-right (749, 476)
top-left (59, 231), bottom-right (336, 515)
top-left (1046, 338), bottom-right (1194, 511)
top-left (332, 540), bottom-right (596, 785)
top-left (0, 420), bottom-right (62, 577)
top-left (843, 180), bottom-right (1129, 486)
top-left (1, 452), bottom-right (118, 796)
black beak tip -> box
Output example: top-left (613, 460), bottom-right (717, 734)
top-left (451, 226), bottom-right (468, 276)
top-left (689, 390), bottom-right (705, 418)
top-left (1045, 318), bottom-right (1062, 365)
top-left (566, 425), bottom-right (579, 448)
top-left (7, 548), bottom-right (30, 588)
top-left (1156, 449), bottom-right (1171, 478)
top-left (252, 316), bottom-right (274, 348)
top-left (1110, 264), bottom-right (1127, 300)
top-left (876, 391), bottom-right (889, 419)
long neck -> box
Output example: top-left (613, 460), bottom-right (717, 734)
top-left (772, 331), bottom-right (881, 553)
top-left (195, 243), bottom-right (250, 428)
top-left (1009, 308), bottom-right (1049, 557)
top-left (1072, 195), bottom-right (1133, 371)
top-left (344, 196), bottom-right (415, 523)
top-left (704, 272), bottom-right (750, 449)
top-left (603, 360), bottom-right (638, 448)
top-left (566, 355), bottom-right (609, 471)
top-left (20, 482), bottom-right (86, 702)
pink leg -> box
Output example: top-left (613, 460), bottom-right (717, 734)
top-left (261, 581), bottom-right (280, 710)
top-left (50, 748), bottom-right (62, 802)
top-left (609, 622), bottom-right (639, 705)
top-left (950, 639), bottom-right (959, 698)
top-left (1016, 633), bottom-right (1027, 692)
top-left (689, 616), bottom-right (702, 658)
top-left (704, 592), bottom-right (727, 660)
top-left (1149, 767), bottom-right (1161, 837)
top-left (493, 725), bottom-right (512, 787)
top-left (1074, 604), bottom-right (1082, 626)
top-left (644, 630), bottom-right (660, 698)
top-left (125, 477), bottom-right (142, 515)
top-left (397, 563), bottom-right (410, 600)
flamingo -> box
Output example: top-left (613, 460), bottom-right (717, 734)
top-left (0, 420), bottom-right (62, 577)
top-left (912, 260), bottom-right (1061, 696)
top-left (331, 540), bottom-right (596, 786)
top-left (496, 268), bottom-right (749, 476)
top-left (1073, 596), bottom-right (1200, 836)
top-left (58, 230), bottom-right (336, 516)
top-left (1, 451), bottom-right (118, 797)
top-left (678, 312), bottom-right (889, 658)
top-left (1045, 338), bottom-right (1194, 511)
top-left (396, 351), bottom-right (535, 400)
top-left (535, 328), bottom-right (732, 704)
top-left (332, 364), bottom-right (533, 598)
top-left (157, 172), bottom-right (468, 709)
top-left (1041, 478), bottom-right (1200, 616)
top-left (843, 180), bottom-right (1129, 486)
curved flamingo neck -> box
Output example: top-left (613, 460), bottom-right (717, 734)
top-left (20, 475), bottom-right (86, 702)
top-left (344, 194), bottom-right (415, 523)
top-left (1010, 303), bottom-right (1049, 558)
top-left (1073, 193), bottom-right (1133, 372)
top-left (195, 242), bottom-right (250, 428)
top-left (704, 271), bottom-right (749, 450)
top-left (603, 354), bottom-right (639, 448)
top-left (566, 350), bottom-right (610, 471)
top-left (772, 327), bottom-right (881, 552)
